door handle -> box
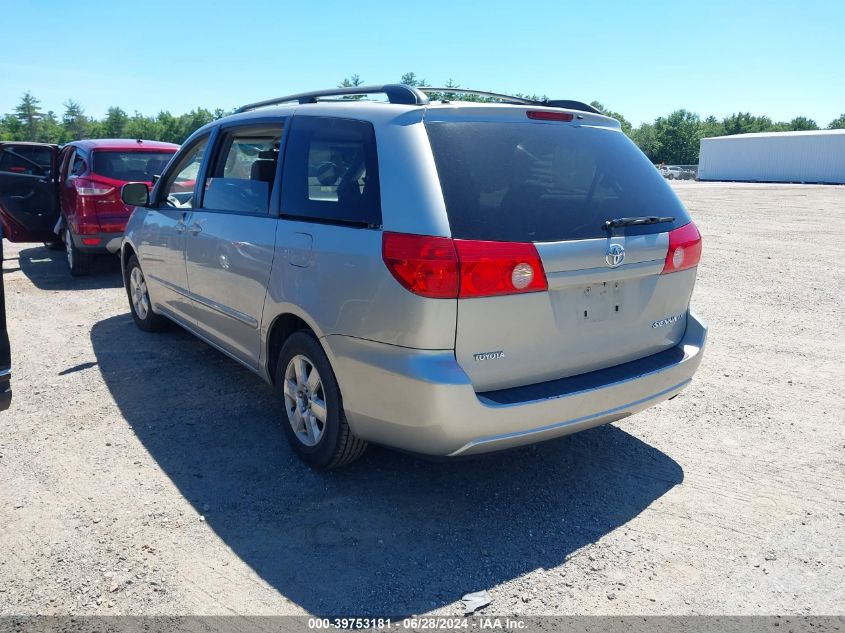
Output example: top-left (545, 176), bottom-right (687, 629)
top-left (174, 211), bottom-right (190, 233)
top-left (188, 222), bottom-right (203, 235)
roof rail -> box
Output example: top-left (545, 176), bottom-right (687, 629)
top-left (418, 87), bottom-right (538, 105)
top-left (235, 84), bottom-right (603, 116)
top-left (235, 84), bottom-right (430, 113)
top-left (418, 87), bottom-right (602, 114)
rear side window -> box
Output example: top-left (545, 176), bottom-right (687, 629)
top-left (281, 116), bottom-right (381, 226)
top-left (63, 149), bottom-right (86, 179)
top-left (92, 151), bottom-right (176, 182)
top-left (202, 124), bottom-right (283, 215)
top-left (72, 153), bottom-right (86, 176)
top-left (425, 121), bottom-right (690, 242)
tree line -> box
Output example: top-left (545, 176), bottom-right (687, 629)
top-left (3, 73), bottom-right (844, 165)
top-left (0, 93), bottom-right (228, 147)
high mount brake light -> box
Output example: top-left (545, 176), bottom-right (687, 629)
top-left (662, 222), bottom-right (702, 274)
top-left (526, 110), bottom-right (574, 122)
top-left (382, 233), bottom-right (548, 299)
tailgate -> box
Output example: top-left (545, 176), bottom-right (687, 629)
top-left (455, 234), bottom-right (695, 391)
top-left (423, 107), bottom-right (700, 392)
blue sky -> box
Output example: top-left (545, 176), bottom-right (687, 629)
top-left (1, 0), bottom-right (843, 126)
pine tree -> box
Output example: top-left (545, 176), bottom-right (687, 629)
top-left (103, 107), bottom-right (129, 138)
top-left (15, 92), bottom-right (43, 141)
top-left (62, 100), bottom-right (89, 140)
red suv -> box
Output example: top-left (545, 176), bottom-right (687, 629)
top-left (0, 139), bottom-right (178, 275)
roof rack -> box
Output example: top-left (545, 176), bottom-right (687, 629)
top-left (418, 87), bottom-right (601, 114)
top-left (235, 84), bottom-right (603, 116)
top-left (235, 84), bottom-right (430, 113)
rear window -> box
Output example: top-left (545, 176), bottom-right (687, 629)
top-left (425, 121), bottom-right (690, 242)
top-left (92, 151), bottom-right (176, 182)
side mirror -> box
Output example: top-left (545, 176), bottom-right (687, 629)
top-left (121, 182), bottom-right (150, 207)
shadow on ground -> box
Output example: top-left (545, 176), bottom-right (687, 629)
top-left (15, 245), bottom-right (122, 290)
top-left (91, 314), bottom-right (683, 616)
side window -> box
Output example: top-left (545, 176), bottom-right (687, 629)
top-left (281, 116), bottom-right (381, 226)
top-left (72, 154), bottom-right (86, 176)
top-left (0, 146), bottom-right (50, 176)
top-left (159, 136), bottom-right (208, 209)
top-left (202, 124), bottom-right (283, 215)
top-left (65, 150), bottom-right (86, 180)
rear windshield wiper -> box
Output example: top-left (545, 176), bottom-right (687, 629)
top-left (603, 216), bottom-right (675, 230)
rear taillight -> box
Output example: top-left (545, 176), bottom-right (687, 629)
top-left (382, 232), bottom-right (548, 299)
top-left (382, 233), bottom-right (459, 298)
top-left (662, 222), bottom-right (702, 274)
top-left (74, 179), bottom-right (114, 196)
top-left (454, 239), bottom-right (547, 297)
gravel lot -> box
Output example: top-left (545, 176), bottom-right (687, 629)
top-left (1, 182), bottom-right (843, 616)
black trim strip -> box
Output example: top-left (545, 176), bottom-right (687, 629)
top-left (478, 346), bottom-right (687, 406)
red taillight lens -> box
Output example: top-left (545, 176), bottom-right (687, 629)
top-left (81, 237), bottom-right (101, 246)
top-left (382, 233), bottom-right (548, 299)
top-left (454, 239), bottom-right (547, 298)
top-left (526, 110), bottom-right (574, 122)
top-left (662, 222), bottom-right (702, 274)
top-left (382, 232), bottom-right (459, 299)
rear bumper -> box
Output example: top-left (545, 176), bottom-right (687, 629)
top-left (71, 231), bottom-right (123, 254)
top-left (326, 311), bottom-right (708, 456)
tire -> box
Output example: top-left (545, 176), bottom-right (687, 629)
top-left (65, 228), bottom-right (94, 276)
top-left (275, 331), bottom-right (367, 469)
top-left (44, 238), bottom-right (64, 251)
top-left (124, 254), bottom-right (168, 332)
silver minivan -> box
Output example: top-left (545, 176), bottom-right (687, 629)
top-left (119, 84), bottom-right (707, 468)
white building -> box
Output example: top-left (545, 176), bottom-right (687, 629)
top-left (698, 129), bottom-right (845, 184)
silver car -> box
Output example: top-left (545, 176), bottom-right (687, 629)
top-left (119, 84), bottom-right (707, 468)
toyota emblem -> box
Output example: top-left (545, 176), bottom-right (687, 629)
top-left (605, 243), bottom-right (625, 268)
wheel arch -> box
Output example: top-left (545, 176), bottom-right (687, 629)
top-left (120, 241), bottom-right (137, 270)
top-left (264, 309), bottom-right (326, 385)
top-left (120, 240), bottom-right (138, 286)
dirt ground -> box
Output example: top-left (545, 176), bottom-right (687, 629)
top-left (1, 182), bottom-right (843, 617)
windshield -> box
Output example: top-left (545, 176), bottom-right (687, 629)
top-left (91, 150), bottom-right (176, 182)
top-left (425, 121), bottom-right (690, 242)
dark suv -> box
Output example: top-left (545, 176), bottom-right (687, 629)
top-left (0, 139), bottom-right (178, 275)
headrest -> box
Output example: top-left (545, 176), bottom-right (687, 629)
top-left (250, 158), bottom-right (276, 184)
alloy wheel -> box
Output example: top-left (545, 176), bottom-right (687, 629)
top-left (129, 267), bottom-right (150, 320)
top-left (283, 354), bottom-right (327, 446)
top-left (65, 229), bottom-right (73, 270)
